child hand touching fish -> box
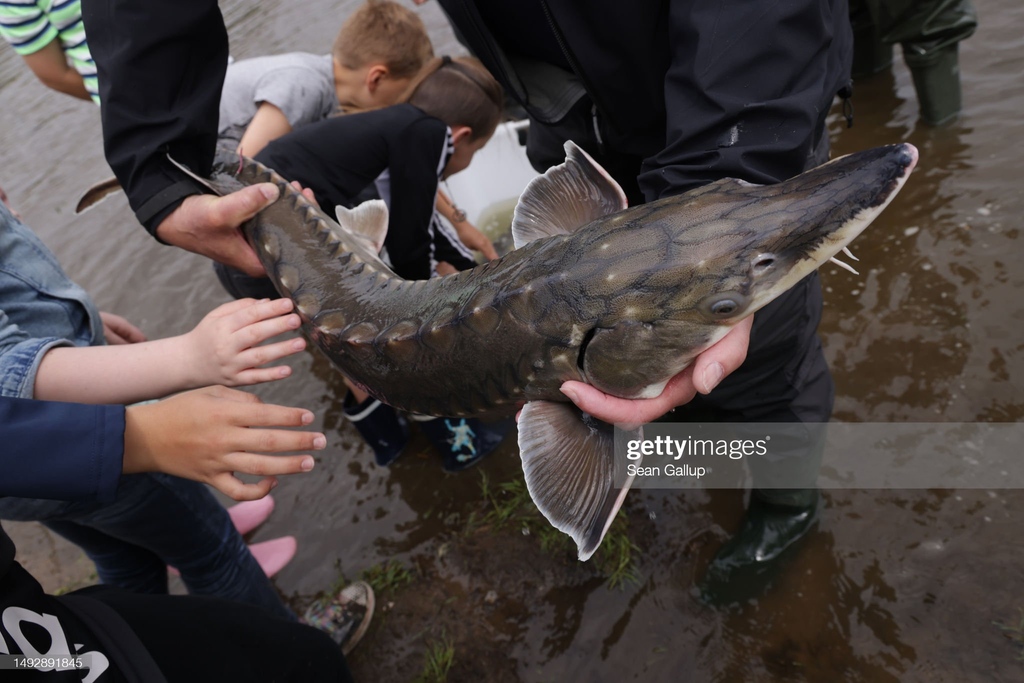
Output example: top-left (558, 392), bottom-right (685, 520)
top-left (34, 297), bottom-right (306, 405)
top-left (123, 385), bottom-right (324, 500)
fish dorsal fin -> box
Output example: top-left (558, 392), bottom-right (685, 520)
top-left (517, 400), bottom-right (636, 560)
top-left (335, 200), bottom-right (389, 253)
top-left (511, 141), bottom-right (628, 249)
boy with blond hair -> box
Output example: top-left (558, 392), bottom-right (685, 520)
top-left (218, 0), bottom-right (433, 155)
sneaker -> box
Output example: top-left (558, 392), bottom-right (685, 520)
top-left (303, 581), bottom-right (375, 656)
top-left (417, 416), bottom-right (511, 472)
top-left (344, 393), bottom-right (409, 466)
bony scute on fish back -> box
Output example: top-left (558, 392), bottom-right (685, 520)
top-left (192, 141), bottom-right (917, 562)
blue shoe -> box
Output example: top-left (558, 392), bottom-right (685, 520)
top-left (344, 393), bottom-right (409, 466)
top-left (417, 416), bottom-right (511, 472)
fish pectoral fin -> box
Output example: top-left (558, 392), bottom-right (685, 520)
top-left (518, 400), bottom-right (635, 561)
top-left (511, 141), bottom-right (628, 249)
top-left (336, 200), bottom-right (389, 253)
top-left (74, 176), bottom-right (123, 214)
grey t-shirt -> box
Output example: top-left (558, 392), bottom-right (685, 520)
top-left (218, 52), bottom-right (338, 148)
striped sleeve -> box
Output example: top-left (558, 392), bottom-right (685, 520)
top-left (0, 1), bottom-right (57, 56)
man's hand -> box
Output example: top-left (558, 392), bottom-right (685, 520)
top-left (155, 184), bottom-right (280, 276)
top-left (559, 317), bottom-right (754, 429)
top-left (123, 386), bottom-right (325, 500)
top-left (99, 312), bottom-right (148, 345)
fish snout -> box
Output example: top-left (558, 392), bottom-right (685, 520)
top-left (897, 144), bottom-right (919, 175)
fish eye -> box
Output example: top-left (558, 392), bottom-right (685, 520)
top-left (700, 292), bottom-right (749, 319)
top-left (712, 300), bottom-right (737, 315)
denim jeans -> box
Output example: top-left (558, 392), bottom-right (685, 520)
top-left (0, 472), bottom-right (295, 621)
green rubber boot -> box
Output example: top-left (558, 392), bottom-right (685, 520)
top-left (698, 490), bottom-right (820, 605)
top-left (905, 42), bottom-right (963, 125)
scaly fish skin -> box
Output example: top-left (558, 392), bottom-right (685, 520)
top-left (196, 141), bottom-right (917, 560)
top-left (207, 144), bottom-right (915, 412)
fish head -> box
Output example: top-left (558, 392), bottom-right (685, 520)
top-left (650, 143), bottom-right (919, 329)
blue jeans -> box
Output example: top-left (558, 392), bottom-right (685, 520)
top-left (0, 472), bottom-right (295, 622)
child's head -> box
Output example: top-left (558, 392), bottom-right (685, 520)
top-left (404, 56), bottom-right (504, 178)
top-left (332, 0), bottom-right (434, 112)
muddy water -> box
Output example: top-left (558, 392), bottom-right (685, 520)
top-left (1, 0), bottom-right (1022, 681)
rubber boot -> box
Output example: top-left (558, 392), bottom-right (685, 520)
top-left (344, 393), bottom-right (409, 466)
top-left (905, 42), bottom-right (963, 126)
top-left (698, 490), bottom-right (820, 605)
top-left (417, 416), bottom-right (511, 472)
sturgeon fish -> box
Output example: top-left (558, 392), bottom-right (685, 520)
top-left (165, 142), bottom-right (917, 560)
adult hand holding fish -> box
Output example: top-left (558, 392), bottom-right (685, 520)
top-left (154, 182), bottom-right (281, 277)
top-left (560, 317), bottom-right (754, 429)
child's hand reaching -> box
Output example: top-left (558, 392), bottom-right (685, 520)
top-left (123, 385), bottom-right (324, 500)
top-left (183, 298), bottom-right (306, 388)
top-left (36, 297), bottom-right (307, 405)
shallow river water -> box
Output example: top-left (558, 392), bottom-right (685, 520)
top-left (2, 1), bottom-right (1023, 681)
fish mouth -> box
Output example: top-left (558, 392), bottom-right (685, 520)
top-left (744, 143), bottom-right (918, 313)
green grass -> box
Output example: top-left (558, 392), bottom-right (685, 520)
top-left (415, 636), bottom-right (455, 683)
top-left (994, 608), bottom-right (1024, 660)
top-left (476, 470), bottom-right (640, 588)
top-left (361, 559), bottom-right (415, 596)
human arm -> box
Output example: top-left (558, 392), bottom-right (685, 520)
top-left (0, 388), bottom-right (324, 502)
top-left (436, 190), bottom-right (499, 261)
top-left (80, 0), bottom-right (249, 253)
top-left (20, 39), bottom-right (92, 101)
top-left (637, 0), bottom-right (852, 200)
top-left (0, 3), bottom-right (88, 101)
top-left (0, 396), bottom-right (124, 501)
top-left (386, 117), bottom-right (455, 279)
top-left (33, 298), bottom-right (305, 404)
top-left (236, 102), bottom-right (294, 157)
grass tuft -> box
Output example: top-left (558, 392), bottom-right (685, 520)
top-left (415, 635), bottom-right (455, 683)
top-left (475, 470), bottom-right (640, 588)
top-left (361, 560), bottom-right (414, 596)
